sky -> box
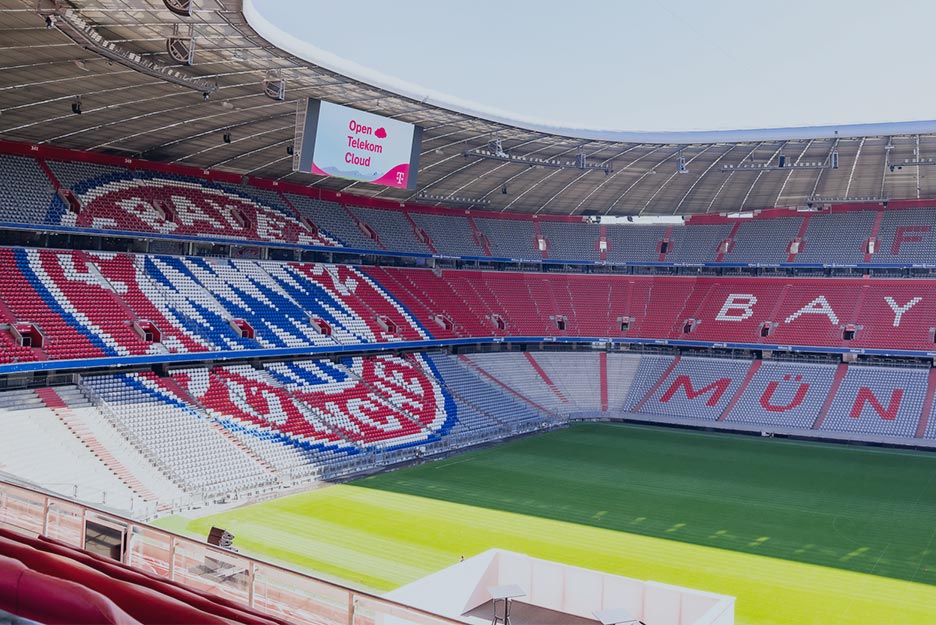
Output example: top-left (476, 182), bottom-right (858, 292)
top-left (254, 0), bottom-right (936, 133)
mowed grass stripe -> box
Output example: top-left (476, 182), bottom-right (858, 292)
top-left (158, 423), bottom-right (936, 625)
top-left (355, 424), bottom-right (936, 584)
top-left (161, 485), bottom-right (936, 625)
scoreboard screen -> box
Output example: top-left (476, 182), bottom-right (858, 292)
top-left (296, 99), bottom-right (422, 190)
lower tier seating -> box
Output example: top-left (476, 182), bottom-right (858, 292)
top-left (0, 352), bottom-right (562, 514)
top-left (81, 372), bottom-right (275, 496)
top-left (3, 348), bottom-right (936, 519)
top-left (459, 352), bottom-right (936, 443)
top-left (622, 356), bottom-right (936, 441)
top-left (0, 392), bottom-right (145, 513)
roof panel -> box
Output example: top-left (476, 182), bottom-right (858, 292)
top-left (0, 0), bottom-right (930, 215)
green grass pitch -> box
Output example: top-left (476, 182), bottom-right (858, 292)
top-left (157, 423), bottom-right (936, 625)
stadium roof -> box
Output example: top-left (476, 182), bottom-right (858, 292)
top-left (4, 0), bottom-right (936, 216)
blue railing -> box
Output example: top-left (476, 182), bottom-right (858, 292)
top-left (2, 335), bottom-right (933, 376)
top-left (5, 221), bottom-right (936, 270)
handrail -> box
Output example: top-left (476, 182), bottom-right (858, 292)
top-left (4, 334), bottom-right (936, 378)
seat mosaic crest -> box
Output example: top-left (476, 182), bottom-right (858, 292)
top-left (53, 171), bottom-right (335, 246)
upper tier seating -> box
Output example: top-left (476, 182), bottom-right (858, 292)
top-left (284, 193), bottom-right (376, 250)
top-left (473, 217), bottom-right (539, 259)
top-left (348, 206), bottom-right (433, 254)
top-left (0, 155), bottom-right (56, 225)
top-left (47, 159), bottom-right (125, 191)
top-left (795, 211), bottom-right (876, 264)
top-left (43, 162), bottom-right (330, 246)
top-left (874, 208), bottom-right (936, 264)
top-left (604, 224), bottom-right (670, 263)
top-left (8, 146), bottom-right (936, 268)
top-left (4, 149), bottom-right (936, 266)
top-left (725, 216), bottom-right (804, 264)
top-left (215, 183), bottom-right (297, 221)
top-left (539, 221), bottom-right (600, 261)
top-left (409, 212), bottom-right (487, 257)
top-left (666, 223), bottom-right (734, 263)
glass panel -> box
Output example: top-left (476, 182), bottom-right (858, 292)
top-left (0, 484), bottom-right (45, 535)
top-left (44, 499), bottom-right (83, 547)
top-left (352, 595), bottom-right (460, 625)
top-left (127, 525), bottom-right (172, 578)
top-left (253, 564), bottom-right (351, 625)
top-left (171, 538), bottom-right (250, 605)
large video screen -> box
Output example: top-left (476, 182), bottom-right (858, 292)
top-left (296, 99), bottom-right (422, 190)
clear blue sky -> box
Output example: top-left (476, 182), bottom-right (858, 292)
top-left (256, 0), bottom-right (936, 132)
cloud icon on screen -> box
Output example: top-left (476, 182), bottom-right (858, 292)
top-left (374, 127), bottom-right (387, 139)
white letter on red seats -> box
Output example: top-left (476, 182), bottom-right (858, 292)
top-left (716, 294), bottom-right (757, 322)
top-left (784, 296), bottom-right (839, 326)
top-left (883, 296), bottom-right (921, 328)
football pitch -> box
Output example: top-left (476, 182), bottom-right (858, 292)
top-left (157, 423), bottom-right (936, 625)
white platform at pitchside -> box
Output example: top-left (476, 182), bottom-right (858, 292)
top-left (384, 549), bottom-right (734, 625)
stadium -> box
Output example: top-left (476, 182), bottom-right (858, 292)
top-left (0, 1), bottom-right (935, 624)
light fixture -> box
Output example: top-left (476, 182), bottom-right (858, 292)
top-left (262, 69), bottom-right (285, 101)
top-left (222, 132), bottom-right (231, 143)
top-left (286, 145), bottom-right (294, 156)
top-left (166, 24), bottom-right (195, 65)
top-left (71, 95), bottom-right (81, 115)
top-left (54, 9), bottom-right (217, 95)
top-left (163, 0), bottom-right (192, 17)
